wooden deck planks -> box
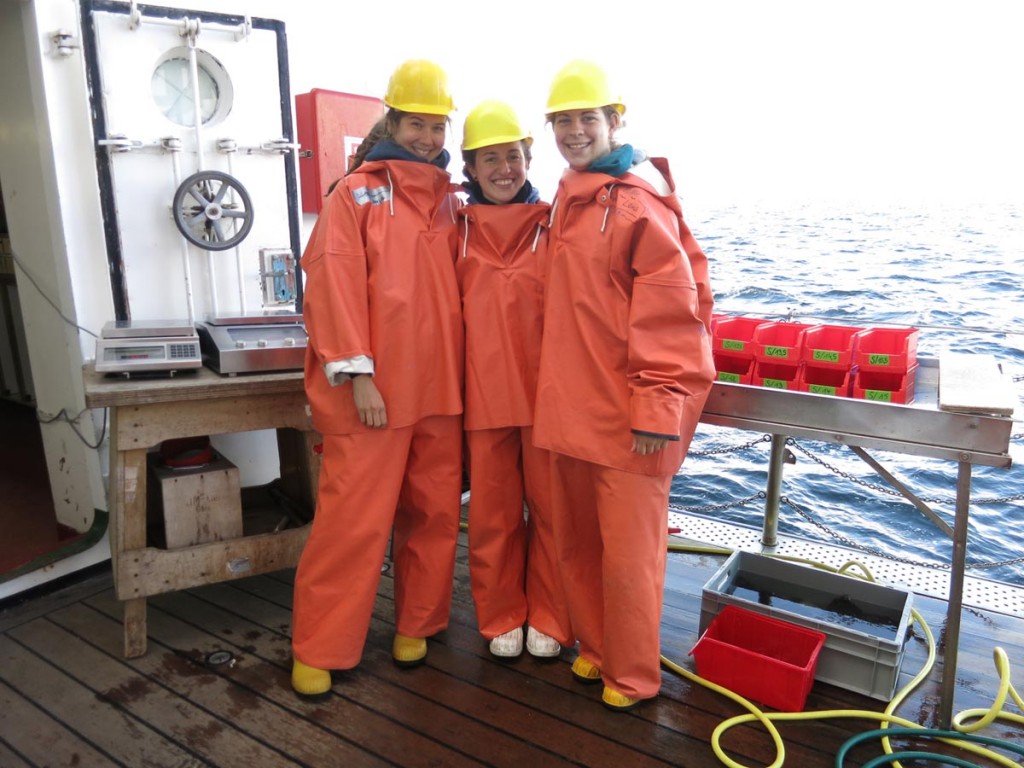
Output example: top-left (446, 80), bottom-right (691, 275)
top-left (1, 534), bottom-right (1022, 767)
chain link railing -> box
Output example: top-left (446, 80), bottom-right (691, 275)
top-left (674, 428), bottom-right (1024, 573)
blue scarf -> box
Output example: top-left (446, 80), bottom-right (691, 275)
top-left (587, 143), bottom-right (635, 177)
top-left (365, 138), bottom-right (451, 171)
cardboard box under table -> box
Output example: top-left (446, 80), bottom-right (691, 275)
top-left (146, 450), bottom-right (243, 549)
top-left (700, 551), bottom-right (914, 701)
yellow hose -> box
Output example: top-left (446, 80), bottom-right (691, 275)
top-left (663, 542), bottom-right (1024, 767)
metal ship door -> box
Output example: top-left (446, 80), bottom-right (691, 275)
top-left (82, 0), bottom-right (301, 326)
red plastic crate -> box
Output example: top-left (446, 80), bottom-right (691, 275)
top-left (752, 360), bottom-right (801, 390)
top-left (690, 606), bottom-right (826, 711)
top-left (753, 321), bottom-right (814, 364)
top-left (854, 328), bottom-right (919, 373)
top-left (801, 324), bottom-right (865, 369)
top-left (713, 316), bottom-right (767, 360)
top-left (798, 364), bottom-right (853, 397)
top-left (852, 363), bottom-right (918, 404)
top-left (714, 353), bottom-right (753, 384)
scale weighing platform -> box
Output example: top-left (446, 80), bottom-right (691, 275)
top-left (95, 319), bottom-right (202, 376)
top-left (196, 312), bottom-right (307, 375)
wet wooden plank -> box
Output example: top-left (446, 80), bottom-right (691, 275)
top-left (0, 633), bottom-right (199, 767)
top-left (5, 618), bottom-right (302, 767)
top-left (0, 740), bottom-right (32, 768)
top-left (89, 585), bottom-right (487, 767)
top-left (52, 598), bottom-right (391, 768)
top-left (164, 580), bottom-right (589, 766)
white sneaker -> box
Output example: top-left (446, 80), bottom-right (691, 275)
top-left (526, 626), bottom-right (561, 657)
top-left (489, 627), bottom-right (523, 657)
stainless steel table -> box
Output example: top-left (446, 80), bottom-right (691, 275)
top-left (699, 357), bottom-right (1014, 727)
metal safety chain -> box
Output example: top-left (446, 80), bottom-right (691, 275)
top-left (781, 495), bottom-right (1024, 572)
top-left (669, 490), bottom-right (766, 515)
top-left (678, 428), bottom-right (1024, 573)
top-left (688, 433), bottom-right (772, 457)
top-left (786, 437), bottom-right (1024, 506)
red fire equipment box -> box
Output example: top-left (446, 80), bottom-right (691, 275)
top-left (295, 89), bottom-right (385, 214)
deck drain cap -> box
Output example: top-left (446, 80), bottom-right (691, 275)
top-left (206, 650), bottom-right (234, 666)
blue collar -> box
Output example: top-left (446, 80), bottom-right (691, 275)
top-left (366, 138), bottom-right (451, 171)
top-left (586, 144), bottom-right (634, 177)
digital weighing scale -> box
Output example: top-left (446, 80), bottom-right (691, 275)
top-left (94, 319), bottom-right (202, 376)
top-left (196, 311), bottom-right (307, 375)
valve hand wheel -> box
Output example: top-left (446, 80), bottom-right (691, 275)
top-left (172, 170), bottom-right (254, 251)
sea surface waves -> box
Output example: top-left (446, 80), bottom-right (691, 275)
top-left (673, 200), bottom-right (1024, 585)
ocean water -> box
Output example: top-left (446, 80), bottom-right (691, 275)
top-left (671, 200), bottom-right (1024, 585)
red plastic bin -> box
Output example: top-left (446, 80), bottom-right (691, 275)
top-left (854, 328), bottom-right (919, 373)
top-left (801, 324), bottom-right (864, 369)
top-left (713, 316), bottom-right (767, 360)
top-left (714, 353), bottom-right (753, 385)
top-left (690, 606), bottom-right (826, 712)
top-left (852, 364), bottom-right (918, 404)
top-left (752, 360), bottom-right (801, 390)
top-left (798, 365), bottom-right (853, 397)
top-left (753, 321), bottom-right (814, 364)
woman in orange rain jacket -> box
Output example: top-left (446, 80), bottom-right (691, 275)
top-left (456, 100), bottom-right (572, 659)
top-left (534, 61), bottom-right (716, 710)
top-left (291, 60), bottom-right (464, 698)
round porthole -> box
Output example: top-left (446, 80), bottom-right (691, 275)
top-left (151, 47), bottom-right (233, 127)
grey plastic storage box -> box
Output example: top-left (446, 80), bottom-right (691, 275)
top-left (699, 550), bottom-right (914, 700)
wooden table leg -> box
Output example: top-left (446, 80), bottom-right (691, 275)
top-left (110, 406), bottom-right (150, 657)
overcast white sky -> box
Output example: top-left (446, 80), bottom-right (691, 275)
top-left (265, 0), bottom-right (1024, 205)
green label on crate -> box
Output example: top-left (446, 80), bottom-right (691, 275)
top-left (718, 372), bottom-right (741, 383)
top-left (865, 389), bottom-right (892, 402)
top-left (765, 345), bottom-right (789, 358)
top-left (813, 350), bottom-right (840, 363)
top-left (722, 339), bottom-right (745, 351)
top-left (763, 378), bottom-right (787, 389)
top-left (810, 384), bottom-right (837, 396)
top-left (869, 353), bottom-right (892, 366)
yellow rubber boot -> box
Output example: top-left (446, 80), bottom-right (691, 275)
top-left (291, 658), bottom-right (331, 698)
top-left (602, 685), bottom-right (642, 712)
top-left (571, 655), bottom-right (602, 684)
top-left (392, 633), bottom-right (427, 667)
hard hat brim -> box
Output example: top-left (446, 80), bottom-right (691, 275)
top-left (462, 134), bottom-right (533, 151)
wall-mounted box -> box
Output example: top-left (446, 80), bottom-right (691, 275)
top-left (295, 89), bottom-right (385, 214)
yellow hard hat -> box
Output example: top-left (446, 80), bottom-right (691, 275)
top-left (383, 59), bottom-right (455, 115)
top-left (462, 100), bottom-right (532, 151)
top-left (545, 59), bottom-right (625, 116)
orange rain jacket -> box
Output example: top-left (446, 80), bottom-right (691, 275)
top-left (302, 159), bottom-right (464, 435)
top-left (455, 202), bottom-right (550, 429)
top-left (533, 157), bottom-right (715, 475)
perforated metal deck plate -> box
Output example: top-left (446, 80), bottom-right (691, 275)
top-left (668, 510), bottom-right (1024, 619)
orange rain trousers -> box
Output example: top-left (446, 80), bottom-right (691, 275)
top-left (291, 415), bottom-right (462, 670)
top-left (466, 426), bottom-right (572, 645)
top-left (549, 452), bottom-right (672, 700)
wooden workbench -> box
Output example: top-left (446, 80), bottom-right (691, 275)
top-left (83, 365), bottom-right (320, 658)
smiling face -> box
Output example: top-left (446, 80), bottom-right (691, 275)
top-left (467, 141), bottom-right (530, 204)
top-left (392, 112), bottom-right (448, 162)
top-left (552, 108), bottom-right (619, 170)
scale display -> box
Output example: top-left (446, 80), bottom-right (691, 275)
top-left (95, 320), bottom-right (202, 375)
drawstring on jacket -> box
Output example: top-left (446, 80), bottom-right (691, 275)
top-left (462, 215), bottom-right (544, 257)
top-left (385, 169), bottom-right (395, 217)
top-left (600, 184), bottom-right (616, 233)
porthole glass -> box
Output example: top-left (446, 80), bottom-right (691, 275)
top-left (151, 49), bottom-right (233, 127)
